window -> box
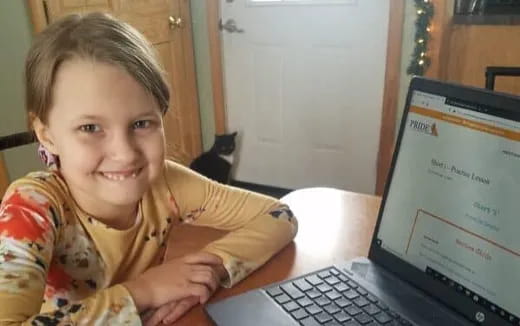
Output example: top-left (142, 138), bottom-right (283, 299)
top-left (247, 0), bottom-right (356, 6)
top-left (455, 0), bottom-right (520, 15)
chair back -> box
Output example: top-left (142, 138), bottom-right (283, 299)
top-left (0, 131), bottom-right (35, 151)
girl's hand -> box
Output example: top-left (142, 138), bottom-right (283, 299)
top-left (142, 260), bottom-right (229, 325)
top-left (142, 296), bottom-right (199, 326)
top-left (124, 252), bottom-right (223, 312)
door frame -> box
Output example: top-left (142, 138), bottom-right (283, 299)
top-left (207, 0), bottom-right (227, 135)
top-left (207, 0), bottom-right (405, 195)
top-left (27, 0), bottom-right (48, 33)
top-left (375, 0), bottom-right (404, 195)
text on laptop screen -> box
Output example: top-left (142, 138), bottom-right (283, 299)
top-left (375, 90), bottom-right (520, 321)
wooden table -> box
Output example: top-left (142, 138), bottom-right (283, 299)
top-left (166, 187), bottom-right (381, 325)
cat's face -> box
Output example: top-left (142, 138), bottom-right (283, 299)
top-left (214, 132), bottom-right (237, 155)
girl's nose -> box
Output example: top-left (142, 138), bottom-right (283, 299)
top-left (108, 132), bottom-right (140, 164)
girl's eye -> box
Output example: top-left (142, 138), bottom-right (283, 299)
top-left (133, 120), bottom-right (151, 129)
top-left (79, 124), bottom-right (101, 133)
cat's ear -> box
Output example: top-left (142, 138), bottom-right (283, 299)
top-left (231, 131), bottom-right (238, 137)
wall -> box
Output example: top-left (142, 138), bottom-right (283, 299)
top-left (190, 0), bottom-right (216, 151)
top-left (0, 1), bottom-right (43, 181)
top-left (445, 25), bottom-right (520, 94)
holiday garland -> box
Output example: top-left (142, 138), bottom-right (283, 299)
top-left (407, 0), bottom-right (434, 76)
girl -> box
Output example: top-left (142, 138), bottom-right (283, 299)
top-left (0, 13), bottom-right (297, 325)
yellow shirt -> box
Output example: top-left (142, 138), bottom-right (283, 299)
top-left (0, 160), bottom-right (297, 325)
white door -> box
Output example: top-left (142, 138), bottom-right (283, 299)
top-left (221, 0), bottom-right (389, 194)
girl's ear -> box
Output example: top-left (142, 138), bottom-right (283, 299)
top-left (32, 117), bottom-right (58, 155)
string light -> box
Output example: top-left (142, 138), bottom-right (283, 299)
top-left (407, 0), bottom-right (434, 76)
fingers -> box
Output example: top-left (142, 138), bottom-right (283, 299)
top-left (144, 302), bottom-right (176, 326)
top-left (162, 297), bottom-right (199, 324)
top-left (190, 265), bottom-right (220, 293)
top-left (183, 252), bottom-right (223, 266)
top-left (137, 252), bottom-right (223, 310)
top-left (187, 283), bottom-right (213, 304)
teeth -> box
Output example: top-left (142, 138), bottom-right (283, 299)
top-left (101, 170), bottom-right (139, 181)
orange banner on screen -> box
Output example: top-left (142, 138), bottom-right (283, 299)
top-left (410, 106), bottom-right (520, 141)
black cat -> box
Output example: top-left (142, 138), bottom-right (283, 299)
top-left (190, 132), bottom-right (237, 184)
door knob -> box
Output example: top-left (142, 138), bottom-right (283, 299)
top-left (169, 16), bottom-right (183, 30)
top-left (219, 19), bottom-right (244, 33)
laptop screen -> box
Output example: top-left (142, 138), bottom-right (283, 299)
top-left (375, 89), bottom-right (520, 322)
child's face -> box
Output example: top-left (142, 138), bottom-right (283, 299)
top-left (38, 59), bottom-right (165, 214)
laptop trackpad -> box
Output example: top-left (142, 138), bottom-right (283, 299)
top-left (205, 290), bottom-right (297, 326)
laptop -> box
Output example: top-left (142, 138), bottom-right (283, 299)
top-left (205, 77), bottom-right (520, 326)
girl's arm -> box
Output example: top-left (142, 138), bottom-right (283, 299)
top-left (164, 161), bottom-right (299, 287)
top-left (0, 186), bottom-right (141, 325)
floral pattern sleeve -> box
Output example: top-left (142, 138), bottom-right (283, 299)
top-left (0, 185), bottom-right (141, 325)
top-left (165, 161), bottom-right (298, 287)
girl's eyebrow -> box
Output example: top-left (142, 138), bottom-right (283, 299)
top-left (73, 111), bottom-right (159, 122)
top-left (134, 110), bottom-right (163, 120)
top-left (74, 114), bottom-right (102, 121)
top-left (136, 112), bottom-right (159, 118)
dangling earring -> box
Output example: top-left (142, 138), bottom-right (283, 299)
top-left (38, 143), bottom-right (60, 170)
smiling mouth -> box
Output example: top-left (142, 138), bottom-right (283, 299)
top-left (99, 168), bottom-right (142, 181)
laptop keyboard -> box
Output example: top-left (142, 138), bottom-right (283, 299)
top-left (265, 267), bottom-right (415, 326)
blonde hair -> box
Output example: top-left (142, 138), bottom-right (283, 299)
top-left (25, 12), bottom-right (170, 126)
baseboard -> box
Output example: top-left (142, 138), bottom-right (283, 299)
top-left (230, 180), bottom-right (293, 199)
